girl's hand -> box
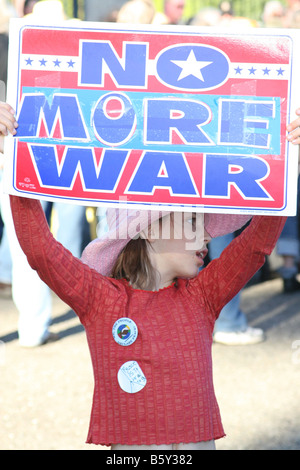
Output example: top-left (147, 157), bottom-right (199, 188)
top-left (287, 108), bottom-right (300, 145)
top-left (0, 102), bottom-right (18, 137)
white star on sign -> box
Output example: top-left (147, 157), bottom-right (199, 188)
top-left (171, 50), bottom-right (213, 82)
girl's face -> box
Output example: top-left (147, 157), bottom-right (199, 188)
top-left (147, 212), bottom-right (211, 289)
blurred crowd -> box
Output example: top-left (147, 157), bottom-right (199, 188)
top-left (187, 0), bottom-right (300, 29)
top-left (108, 0), bottom-right (300, 29)
top-left (0, 0), bottom-right (300, 347)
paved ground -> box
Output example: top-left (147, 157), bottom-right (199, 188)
top-left (0, 275), bottom-right (300, 450)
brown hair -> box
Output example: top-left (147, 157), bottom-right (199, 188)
top-left (111, 237), bottom-right (157, 290)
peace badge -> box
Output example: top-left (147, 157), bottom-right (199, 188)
top-left (112, 317), bottom-right (138, 346)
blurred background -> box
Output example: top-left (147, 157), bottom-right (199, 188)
top-left (63, 0), bottom-right (288, 25)
top-left (4, 0), bottom-right (293, 25)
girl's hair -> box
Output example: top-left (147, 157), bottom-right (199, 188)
top-left (111, 237), bottom-right (157, 290)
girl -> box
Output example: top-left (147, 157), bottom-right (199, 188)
top-left (0, 103), bottom-right (297, 450)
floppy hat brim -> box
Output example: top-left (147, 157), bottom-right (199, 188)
top-left (81, 209), bottom-right (251, 276)
top-left (204, 212), bottom-right (251, 238)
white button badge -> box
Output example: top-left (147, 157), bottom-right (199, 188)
top-left (112, 317), bottom-right (138, 347)
top-left (117, 361), bottom-right (147, 394)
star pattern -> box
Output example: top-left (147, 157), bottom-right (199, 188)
top-left (22, 54), bottom-right (289, 82)
top-left (23, 56), bottom-right (78, 72)
top-left (232, 62), bottom-right (288, 78)
top-left (171, 50), bottom-right (213, 82)
top-left (67, 59), bottom-right (75, 68)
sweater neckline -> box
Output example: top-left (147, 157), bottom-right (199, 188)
top-left (121, 278), bottom-right (178, 294)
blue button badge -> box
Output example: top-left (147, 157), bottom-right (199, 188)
top-left (112, 317), bottom-right (138, 346)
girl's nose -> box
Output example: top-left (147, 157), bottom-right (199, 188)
top-left (204, 229), bottom-right (212, 244)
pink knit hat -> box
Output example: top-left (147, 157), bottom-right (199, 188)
top-left (81, 207), bottom-right (251, 276)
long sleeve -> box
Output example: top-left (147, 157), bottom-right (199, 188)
top-left (9, 195), bottom-right (120, 325)
top-left (198, 215), bottom-right (286, 319)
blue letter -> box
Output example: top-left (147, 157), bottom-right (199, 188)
top-left (17, 93), bottom-right (88, 140)
top-left (219, 99), bottom-right (275, 148)
top-left (93, 92), bottom-right (136, 146)
top-left (145, 99), bottom-right (212, 145)
top-left (80, 41), bottom-right (147, 88)
top-left (204, 154), bottom-right (270, 199)
top-left (30, 145), bottom-right (128, 191)
top-left (127, 151), bottom-right (197, 196)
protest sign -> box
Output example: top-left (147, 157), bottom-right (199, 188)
top-left (4, 19), bottom-right (300, 215)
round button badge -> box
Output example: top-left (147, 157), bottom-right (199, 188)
top-left (117, 361), bottom-right (147, 394)
top-left (112, 317), bottom-right (138, 347)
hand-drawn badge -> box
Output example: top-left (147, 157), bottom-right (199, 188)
top-left (117, 361), bottom-right (147, 394)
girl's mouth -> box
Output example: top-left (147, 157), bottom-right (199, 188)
top-left (196, 248), bottom-right (208, 261)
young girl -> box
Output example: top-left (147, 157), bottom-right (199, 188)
top-left (0, 102), bottom-right (298, 450)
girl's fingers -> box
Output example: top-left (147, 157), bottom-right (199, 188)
top-left (287, 116), bottom-right (300, 132)
top-left (289, 137), bottom-right (300, 145)
top-left (0, 102), bottom-right (16, 117)
top-left (287, 109), bottom-right (300, 144)
top-left (0, 109), bottom-right (18, 136)
top-left (0, 120), bottom-right (17, 136)
top-left (287, 126), bottom-right (300, 144)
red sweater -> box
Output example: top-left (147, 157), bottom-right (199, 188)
top-left (10, 196), bottom-right (286, 446)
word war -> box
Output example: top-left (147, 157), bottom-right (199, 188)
top-left (21, 145), bottom-right (273, 202)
